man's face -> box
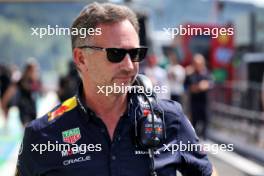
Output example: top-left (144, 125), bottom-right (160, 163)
top-left (80, 20), bottom-right (140, 90)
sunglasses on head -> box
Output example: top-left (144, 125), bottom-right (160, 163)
top-left (77, 45), bottom-right (148, 63)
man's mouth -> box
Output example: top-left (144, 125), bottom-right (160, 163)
top-left (114, 76), bottom-right (132, 83)
top-left (113, 73), bottom-right (137, 85)
top-left (115, 76), bottom-right (131, 80)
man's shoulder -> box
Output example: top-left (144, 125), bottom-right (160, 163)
top-left (26, 96), bottom-right (78, 132)
top-left (156, 99), bottom-right (183, 115)
top-left (155, 99), bottom-right (187, 124)
top-left (157, 100), bottom-right (198, 142)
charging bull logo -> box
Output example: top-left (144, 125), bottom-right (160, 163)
top-left (48, 96), bottom-right (77, 121)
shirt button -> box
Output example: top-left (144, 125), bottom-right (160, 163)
top-left (117, 136), bottom-right (121, 141)
top-left (111, 155), bottom-right (116, 160)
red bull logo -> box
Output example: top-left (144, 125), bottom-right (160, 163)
top-left (48, 96), bottom-right (77, 121)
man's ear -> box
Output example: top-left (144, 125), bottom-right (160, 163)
top-left (73, 48), bottom-right (86, 72)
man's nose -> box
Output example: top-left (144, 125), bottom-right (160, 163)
top-left (120, 54), bottom-right (134, 71)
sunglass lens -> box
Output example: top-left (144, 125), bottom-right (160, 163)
top-left (128, 49), bottom-right (140, 62)
top-left (107, 48), bottom-right (126, 63)
top-left (106, 48), bottom-right (148, 63)
top-left (127, 48), bottom-right (148, 62)
top-left (138, 48), bottom-right (148, 61)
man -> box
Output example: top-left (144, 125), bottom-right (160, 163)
top-left (2, 62), bottom-right (41, 127)
top-left (167, 49), bottom-right (186, 104)
top-left (16, 3), bottom-right (212, 176)
top-left (0, 64), bottom-right (11, 121)
top-left (144, 55), bottom-right (171, 99)
top-left (57, 61), bottom-right (80, 102)
top-left (185, 54), bottom-right (212, 140)
top-left (262, 73), bottom-right (264, 111)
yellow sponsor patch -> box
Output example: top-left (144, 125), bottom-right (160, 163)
top-left (48, 96), bottom-right (77, 121)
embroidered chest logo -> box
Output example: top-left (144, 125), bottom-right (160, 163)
top-left (62, 127), bottom-right (81, 144)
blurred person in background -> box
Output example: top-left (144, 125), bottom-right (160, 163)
top-left (57, 60), bottom-right (80, 102)
top-left (0, 64), bottom-right (12, 112)
top-left (185, 54), bottom-right (212, 140)
top-left (144, 54), bottom-right (170, 99)
top-left (0, 64), bottom-right (12, 100)
top-left (262, 73), bottom-right (264, 111)
top-left (1, 60), bottom-right (42, 127)
top-left (167, 49), bottom-right (185, 104)
top-left (0, 64), bottom-right (12, 129)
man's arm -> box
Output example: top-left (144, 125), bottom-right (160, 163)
top-left (175, 103), bottom-right (213, 176)
top-left (16, 126), bottom-right (38, 176)
top-left (1, 84), bottom-right (17, 118)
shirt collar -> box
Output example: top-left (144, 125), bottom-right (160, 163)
top-left (76, 83), bottom-right (137, 122)
top-left (76, 83), bottom-right (97, 122)
top-left (76, 83), bottom-right (163, 125)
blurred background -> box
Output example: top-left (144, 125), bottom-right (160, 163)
top-left (0, 0), bottom-right (264, 175)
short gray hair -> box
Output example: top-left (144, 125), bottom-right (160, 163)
top-left (71, 2), bottom-right (139, 50)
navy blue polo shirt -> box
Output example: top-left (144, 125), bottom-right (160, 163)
top-left (16, 89), bottom-right (212, 176)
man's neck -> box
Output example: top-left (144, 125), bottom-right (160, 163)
top-left (82, 82), bottom-right (128, 140)
top-left (83, 82), bottom-right (128, 120)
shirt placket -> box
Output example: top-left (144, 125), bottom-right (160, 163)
top-left (96, 114), bottom-right (127, 176)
